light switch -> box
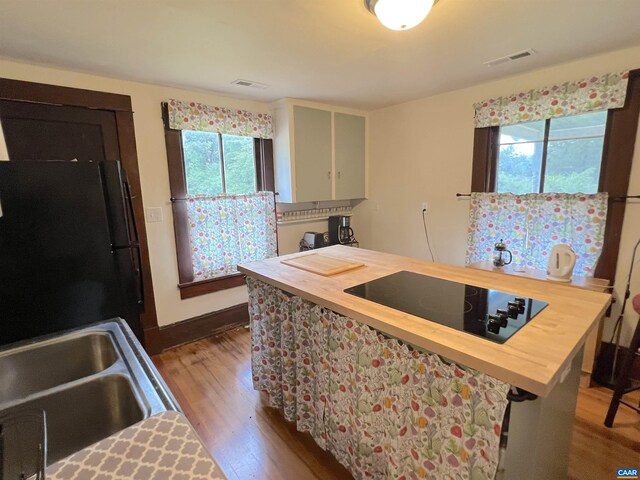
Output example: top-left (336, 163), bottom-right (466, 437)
top-left (145, 207), bottom-right (163, 223)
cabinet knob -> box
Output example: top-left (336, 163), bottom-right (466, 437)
top-left (337, 171), bottom-right (341, 179)
top-left (327, 171), bottom-right (331, 180)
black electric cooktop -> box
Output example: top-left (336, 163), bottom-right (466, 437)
top-left (344, 271), bottom-right (548, 344)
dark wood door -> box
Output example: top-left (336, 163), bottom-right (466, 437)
top-left (0, 100), bottom-right (120, 162)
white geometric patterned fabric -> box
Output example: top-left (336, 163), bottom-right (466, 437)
top-left (46, 411), bottom-right (226, 480)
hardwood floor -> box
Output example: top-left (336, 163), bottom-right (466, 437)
top-left (153, 327), bottom-right (640, 480)
top-left (152, 326), bottom-right (351, 479)
top-left (568, 384), bottom-right (640, 480)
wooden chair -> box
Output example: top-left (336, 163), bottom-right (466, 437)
top-left (604, 294), bottom-right (640, 427)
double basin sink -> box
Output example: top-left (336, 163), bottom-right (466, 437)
top-left (0, 319), bottom-right (178, 471)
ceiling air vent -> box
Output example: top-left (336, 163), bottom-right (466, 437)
top-left (483, 49), bottom-right (536, 67)
top-left (231, 79), bottom-right (270, 89)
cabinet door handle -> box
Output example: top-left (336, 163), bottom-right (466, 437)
top-left (337, 171), bottom-right (341, 179)
top-left (327, 171), bottom-right (331, 180)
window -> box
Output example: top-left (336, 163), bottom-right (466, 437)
top-left (163, 107), bottom-right (275, 299)
top-left (182, 131), bottom-right (257, 196)
top-left (470, 69), bottom-right (640, 281)
top-left (495, 111), bottom-right (607, 194)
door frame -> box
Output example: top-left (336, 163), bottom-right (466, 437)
top-left (0, 78), bottom-right (162, 354)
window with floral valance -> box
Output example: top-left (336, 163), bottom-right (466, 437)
top-left (469, 69), bottom-right (639, 281)
top-left (162, 99), bottom-right (277, 298)
top-left (472, 71), bottom-right (631, 196)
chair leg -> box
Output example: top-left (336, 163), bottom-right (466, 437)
top-left (604, 315), bottom-right (640, 427)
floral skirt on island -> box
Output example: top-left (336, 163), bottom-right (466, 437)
top-left (247, 277), bottom-right (510, 480)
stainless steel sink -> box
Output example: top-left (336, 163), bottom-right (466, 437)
top-left (0, 332), bottom-right (118, 404)
top-left (0, 319), bottom-right (179, 472)
top-left (2, 374), bottom-right (144, 464)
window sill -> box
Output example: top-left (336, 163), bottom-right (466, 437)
top-left (178, 273), bottom-right (246, 300)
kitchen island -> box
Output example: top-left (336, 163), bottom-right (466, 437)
top-left (238, 246), bottom-right (611, 480)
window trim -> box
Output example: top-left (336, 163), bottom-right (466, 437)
top-left (470, 69), bottom-right (640, 282)
top-left (537, 120), bottom-right (551, 192)
top-left (162, 104), bottom-right (275, 299)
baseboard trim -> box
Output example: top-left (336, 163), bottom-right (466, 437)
top-left (143, 326), bottom-right (163, 355)
top-left (159, 303), bottom-right (249, 351)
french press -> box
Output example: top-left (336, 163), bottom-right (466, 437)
top-left (493, 239), bottom-right (513, 267)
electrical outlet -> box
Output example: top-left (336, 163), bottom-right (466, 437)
top-left (421, 202), bottom-right (428, 213)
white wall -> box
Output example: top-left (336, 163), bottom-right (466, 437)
top-left (0, 57), bottom-right (299, 326)
top-left (353, 45), bottom-right (640, 345)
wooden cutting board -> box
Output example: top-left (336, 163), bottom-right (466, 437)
top-left (281, 253), bottom-right (364, 276)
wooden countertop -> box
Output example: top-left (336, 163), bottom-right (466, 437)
top-left (238, 246), bottom-right (611, 397)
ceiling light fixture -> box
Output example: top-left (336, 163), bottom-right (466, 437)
top-left (364, 0), bottom-right (436, 31)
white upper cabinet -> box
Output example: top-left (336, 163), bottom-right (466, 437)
top-left (273, 99), bottom-right (367, 203)
top-left (293, 106), bottom-right (332, 202)
top-left (334, 112), bottom-right (366, 200)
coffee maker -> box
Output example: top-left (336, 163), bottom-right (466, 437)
top-left (328, 215), bottom-right (356, 245)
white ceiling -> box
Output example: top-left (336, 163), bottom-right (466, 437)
top-left (1, 0), bottom-right (640, 110)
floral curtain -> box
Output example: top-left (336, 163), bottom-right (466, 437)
top-left (166, 99), bottom-right (273, 139)
top-left (465, 192), bottom-right (608, 276)
top-left (187, 192), bottom-right (277, 281)
top-left (248, 277), bottom-right (510, 480)
top-left (474, 71), bottom-right (629, 128)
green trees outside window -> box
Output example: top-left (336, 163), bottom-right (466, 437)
top-left (495, 111), bottom-right (607, 194)
top-left (182, 130), bottom-right (257, 196)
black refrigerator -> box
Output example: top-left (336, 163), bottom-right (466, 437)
top-left (0, 161), bottom-right (143, 346)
